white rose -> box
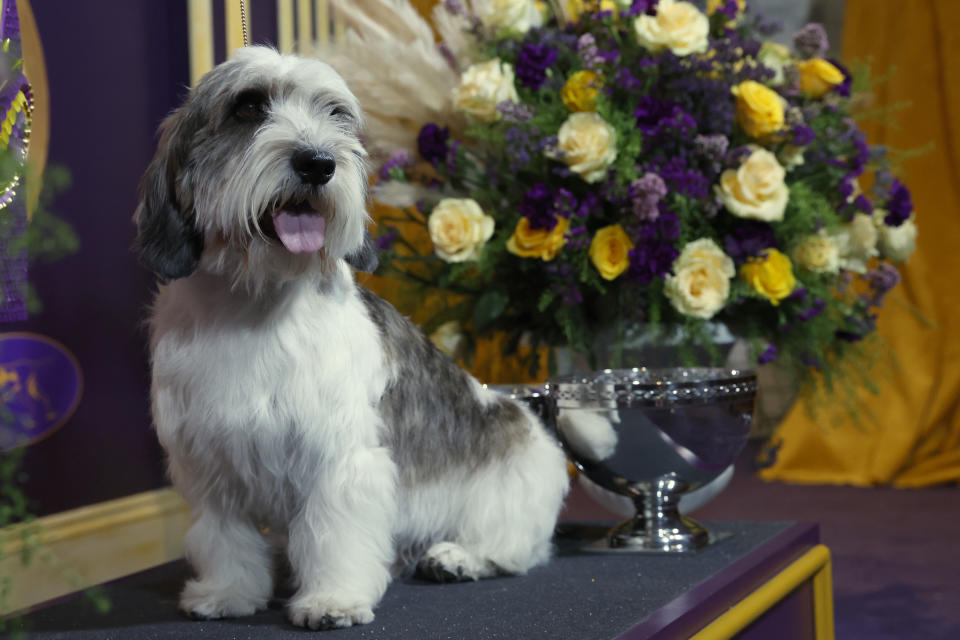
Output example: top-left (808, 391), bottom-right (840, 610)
top-left (474, 0), bottom-right (543, 34)
top-left (428, 198), bottom-right (495, 262)
top-left (664, 238), bottom-right (735, 319)
top-left (791, 231), bottom-right (840, 274)
top-left (832, 212), bottom-right (879, 273)
top-left (875, 210), bottom-right (918, 262)
top-left (633, 0), bottom-right (709, 57)
top-left (777, 144), bottom-right (806, 171)
top-left (549, 112), bottom-right (618, 183)
top-left (451, 58), bottom-right (519, 123)
top-left (757, 42), bottom-right (792, 85)
top-left (430, 321), bottom-right (467, 358)
top-left (716, 147), bottom-right (789, 222)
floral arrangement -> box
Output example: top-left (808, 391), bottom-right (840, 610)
top-left (333, 0), bottom-right (917, 382)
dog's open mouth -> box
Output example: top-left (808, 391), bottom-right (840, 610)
top-left (260, 201), bottom-right (326, 254)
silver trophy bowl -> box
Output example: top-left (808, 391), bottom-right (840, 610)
top-left (545, 367), bottom-right (757, 552)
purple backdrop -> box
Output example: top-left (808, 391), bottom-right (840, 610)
top-left (16, 1), bottom-right (280, 516)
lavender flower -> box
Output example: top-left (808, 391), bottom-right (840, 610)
top-left (519, 183), bottom-right (557, 230)
top-left (629, 172), bottom-right (667, 221)
top-left (792, 124), bottom-right (815, 147)
top-left (724, 222), bottom-right (777, 263)
top-left (865, 263), bottom-right (901, 307)
top-left (497, 100), bottom-right (535, 123)
top-left (757, 343), bottom-right (777, 365)
top-left (417, 123), bottom-right (449, 164)
top-left (793, 23), bottom-right (829, 58)
top-left (515, 43), bottom-right (558, 90)
top-left (577, 34), bottom-right (605, 70)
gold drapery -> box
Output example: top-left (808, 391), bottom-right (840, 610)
top-left (759, 0), bottom-right (960, 487)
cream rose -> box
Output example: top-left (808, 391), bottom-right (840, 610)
top-left (875, 211), bottom-right (918, 262)
top-left (451, 58), bottom-right (519, 123)
top-left (428, 198), bottom-right (495, 263)
top-left (792, 231), bottom-right (840, 274)
top-left (757, 42), bottom-right (792, 85)
top-left (474, 0), bottom-right (543, 35)
top-left (778, 144), bottom-right (806, 171)
top-left (664, 238), bottom-right (735, 319)
top-left (548, 112), bottom-right (618, 183)
top-left (716, 147), bottom-right (789, 222)
top-left (832, 212), bottom-right (878, 273)
top-left (633, 0), bottom-right (709, 57)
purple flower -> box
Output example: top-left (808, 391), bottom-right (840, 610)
top-left (792, 124), bottom-right (815, 147)
top-left (793, 23), bottom-right (829, 58)
top-left (497, 101), bottom-right (535, 123)
top-left (884, 179), bottom-right (913, 226)
top-left (577, 33), bottom-right (605, 70)
top-left (797, 299), bottom-right (827, 322)
top-left (623, 0), bottom-right (659, 18)
top-left (417, 123), bottom-right (449, 164)
top-left (714, 0), bottom-right (740, 20)
top-left (629, 172), bottom-right (667, 221)
top-left (757, 344), bottom-right (777, 365)
top-left (519, 183), bottom-right (557, 230)
top-left (724, 222), bottom-right (777, 263)
top-left (657, 156), bottom-right (709, 198)
top-left (378, 149), bottom-right (413, 180)
top-left (828, 58), bottom-right (853, 97)
top-left (853, 194), bottom-right (873, 214)
top-left (865, 263), bottom-right (901, 307)
top-left (516, 43), bottom-right (558, 90)
top-left (375, 229), bottom-right (398, 251)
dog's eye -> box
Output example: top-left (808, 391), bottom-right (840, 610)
top-left (232, 90), bottom-right (268, 122)
top-left (330, 105), bottom-right (349, 119)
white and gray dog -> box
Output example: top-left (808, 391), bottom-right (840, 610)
top-left (135, 46), bottom-right (569, 630)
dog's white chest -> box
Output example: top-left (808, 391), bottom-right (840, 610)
top-left (149, 271), bottom-right (387, 490)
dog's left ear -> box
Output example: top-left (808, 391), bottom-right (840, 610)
top-left (345, 226), bottom-right (379, 273)
top-left (133, 103), bottom-right (205, 281)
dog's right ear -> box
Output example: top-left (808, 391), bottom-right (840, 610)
top-left (133, 104), bottom-right (205, 281)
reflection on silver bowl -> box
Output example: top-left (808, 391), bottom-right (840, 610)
top-left (545, 368), bottom-right (757, 552)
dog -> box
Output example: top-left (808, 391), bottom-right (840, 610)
top-left (134, 46), bottom-right (569, 630)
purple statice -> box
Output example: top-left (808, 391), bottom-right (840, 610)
top-left (865, 263), bottom-right (901, 307)
top-left (629, 172), bottom-right (667, 221)
top-left (853, 194), bottom-right (873, 215)
top-left (622, 0), bottom-right (658, 18)
top-left (504, 126), bottom-right (537, 173)
top-left (839, 176), bottom-right (856, 202)
top-left (694, 133), bottom-right (729, 176)
top-left (827, 58), bottom-right (853, 97)
top-left (724, 222), bottom-right (778, 263)
top-left (552, 188), bottom-right (579, 218)
top-left (614, 66), bottom-right (642, 91)
top-left (628, 209), bottom-right (681, 284)
top-left (634, 95), bottom-right (678, 136)
top-left (515, 43), bottom-right (558, 90)
top-left (656, 157), bottom-right (709, 199)
top-left (565, 225), bottom-right (590, 251)
top-left (793, 23), bottom-right (829, 59)
top-left (836, 313), bottom-right (877, 343)
top-left (377, 149), bottom-right (413, 180)
top-left (725, 145), bottom-right (753, 168)
top-left (792, 124), bottom-right (816, 147)
top-left (577, 33), bottom-right (605, 70)
top-left (796, 299), bottom-right (827, 322)
top-left (518, 183), bottom-right (557, 230)
top-left (546, 263), bottom-right (584, 305)
top-left (713, 0), bottom-right (741, 20)
top-left (375, 228), bottom-right (398, 251)
top-left (417, 123), bottom-right (449, 164)
top-left (786, 287), bottom-right (808, 302)
top-left (884, 179), bottom-right (914, 226)
top-left (757, 343), bottom-right (777, 365)
top-left (497, 100), bottom-right (535, 123)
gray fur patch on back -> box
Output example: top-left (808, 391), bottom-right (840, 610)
top-left (358, 287), bottom-right (531, 485)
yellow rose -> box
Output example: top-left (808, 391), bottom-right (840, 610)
top-left (451, 58), bottom-right (519, 123)
top-left (428, 198), bottom-right (496, 263)
top-left (664, 238), bottom-right (735, 319)
top-left (589, 225), bottom-right (634, 280)
top-left (562, 70), bottom-right (602, 112)
top-left (791, 231), bottom-right (840, 274)
top-left (475, 0), bottom-right (544, 34)
top-left (507, 216), bottom-right (570, 260)
top-left (796, 58), bottom-right (845, 98)
top-left (739, 248), bottom-right (796, 306)
top-left (633, 0), bottom-right (709, 57)
top-left (716, 147), bottom-right (789, 222)
top-left (565, 0), bottom-right (619, 23)
top-left (732, 80), bottom-right (785, 138)
top-left (548, 112), bottom-right (618, 183)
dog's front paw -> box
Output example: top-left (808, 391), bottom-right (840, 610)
top-left (287, 594), bottom-right (375, 630)
top-left (180, 578), bottom-right (266, 620)
top-left (416, 542), bottom-right (488, 583)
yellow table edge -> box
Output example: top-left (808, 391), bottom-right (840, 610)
top-left (690, 544), bottom-right (834, 640)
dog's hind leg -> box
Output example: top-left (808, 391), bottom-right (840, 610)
top-left (179, 509), bottom-right (274, 619)
top-left (286, 445), bottom-right (398, 630)
top-left (416, 425), bottom-right (570, 582)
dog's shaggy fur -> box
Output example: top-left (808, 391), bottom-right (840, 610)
top-left (135, 47), bottom-right (569, 630)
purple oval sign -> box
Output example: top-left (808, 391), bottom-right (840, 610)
top-left (0, 332), bottom-right (82, 450)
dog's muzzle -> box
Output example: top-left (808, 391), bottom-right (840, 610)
top-left (292, 149), bottom-right (336, 186)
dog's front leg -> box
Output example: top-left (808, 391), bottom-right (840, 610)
top-left (287, 446), bottom-right (398, 630)
top-left (179, 508), bottom-right (274, 619)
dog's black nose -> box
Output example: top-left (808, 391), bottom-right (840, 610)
top-left (291, 150), bottom-right (336, 185)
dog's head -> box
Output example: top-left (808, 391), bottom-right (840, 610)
top-left (134, 46), bottom-right (375, 288)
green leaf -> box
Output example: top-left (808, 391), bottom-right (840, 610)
top-left (472, 290), bottom-right (509, 330)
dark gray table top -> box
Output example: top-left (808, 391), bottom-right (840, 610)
top-left (17, 521), bottom-right (811, 640)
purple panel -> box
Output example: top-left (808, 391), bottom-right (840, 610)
top-left (619, 522), bottom-right (820, 639)
top-left (740, 580), bottom-right (816, 640)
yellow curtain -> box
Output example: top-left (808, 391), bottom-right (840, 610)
top-left (759, 0), bottom-right (960, 487)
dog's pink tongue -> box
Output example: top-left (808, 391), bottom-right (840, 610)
top-left (273, 211), bottom-right (326, 253)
